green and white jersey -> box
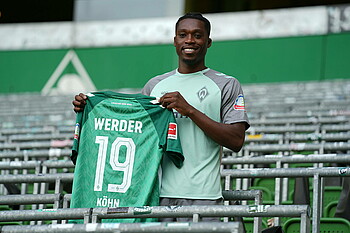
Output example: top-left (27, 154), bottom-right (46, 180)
top-left (70, 91), bottom-right (183, 223)
top-left (142, 68), bottom-right (249, 199)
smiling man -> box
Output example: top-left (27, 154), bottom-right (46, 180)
top-left (72, 12), bottom-right (250, 223)
top-left (141, 13), bottom-right (250, 222)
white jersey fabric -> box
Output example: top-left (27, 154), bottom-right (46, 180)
top-left (142, 68), bottom-right (249, 199)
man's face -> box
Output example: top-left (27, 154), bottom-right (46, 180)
top-left (174, 18), bottom-right (212, 66)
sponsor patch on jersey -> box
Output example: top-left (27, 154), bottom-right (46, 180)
top-left (233, 94), bottom-right (245, 111)
top-left (167, 123), bottom-right (177, 140)
top-left (74, 123), bottom-right (80, 140)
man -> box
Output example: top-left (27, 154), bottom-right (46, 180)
top-left (73, 12), bottom-right (250, 222)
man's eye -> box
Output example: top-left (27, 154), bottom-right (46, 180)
top-left (179, 33), bottom-right (186, 38)
top-left (194, 34), bottom-right (202, 39)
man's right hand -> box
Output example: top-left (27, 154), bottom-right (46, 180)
top-left (72, 93), bottom-right (87, 113)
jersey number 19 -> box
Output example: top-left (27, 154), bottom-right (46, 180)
top-left (94, 136), bottom-right (136, 193)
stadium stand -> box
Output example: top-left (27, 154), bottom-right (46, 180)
top-left (0, 79), bottom-right (349, 232)
top-left (222, 79), bottom-right (350, 232)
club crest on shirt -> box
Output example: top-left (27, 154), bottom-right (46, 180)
top-left (233, 94), bottom-right (245, 111)
top-left (197, 87), bottom-right (209, 102)
top-left (167, 123), bottom-right (178, 140)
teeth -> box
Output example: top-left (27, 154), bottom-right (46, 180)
top-left (184, 48), bottom-right (195, 52)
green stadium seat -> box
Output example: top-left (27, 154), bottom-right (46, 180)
top-left (324, 200), bottom-right (339, 218)
top-left (253, 178), bottom-right (275, 191)
top-left (289, 185), bottom-right (341, 215)
top-left (323, 186), bottom-right (342, 210)
top-left (283, 217), bottom-right (350, 233)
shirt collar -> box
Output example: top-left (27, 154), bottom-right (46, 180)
top-left (175, 68), bottom-right (210, 76)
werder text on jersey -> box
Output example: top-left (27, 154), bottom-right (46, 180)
top-left (94, 118), bottom-right (143, 133)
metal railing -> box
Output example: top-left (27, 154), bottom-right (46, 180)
top-left (0, 222), bottom-right (244, 233)
top-left (221, 166), bottom-right (350, 233)
top-left (0, 173), bottom-right (73, 195)
top-left (221, 153), bottom-right (350, 203)
top-left (0, 194), bottom-right (62, 208)
top-left (0, 149), bottom-right (71, 160)
top-left (0, 205), bottom-right (310, 233)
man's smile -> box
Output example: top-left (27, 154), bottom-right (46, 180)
top-left (183, 47), bottom-right (198, 55)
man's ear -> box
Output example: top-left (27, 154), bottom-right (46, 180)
top-left (207, 38), bottom-right (212, 48)
top-left (174, 36), bottom-right (176, 46)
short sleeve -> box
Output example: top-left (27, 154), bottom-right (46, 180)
top-left (221, 78), bottom-right (250, 129)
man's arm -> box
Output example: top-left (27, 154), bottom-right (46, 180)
top-left (159, 91), bottom-right (246, 152)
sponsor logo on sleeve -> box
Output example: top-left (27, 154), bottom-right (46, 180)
top-left (233, 94), bottom-right (245, 111)
top-left (74, 123), bottom-right (80, 140)
top-left (167, 123), bottom-right (178, 140)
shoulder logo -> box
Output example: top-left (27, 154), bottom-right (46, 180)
top-left (197, 87), bottom-right (209, 102)
top-left (233, 94), bottom-right (245, 111)
top-left (167, 123), bottom-right (178, 140)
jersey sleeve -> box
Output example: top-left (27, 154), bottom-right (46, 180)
top-left (153, 108), bottom-right (184, 169)
top-left (141, 71), bottom-right (176, 97)
top-left (163, 121), bottom-right (184, 168)
top-left (141, 78), bottom-right (159, 96)
top-left (71, 111), bottom-right (83, 165)
top-left (221, 78), bottom-right (250, 129)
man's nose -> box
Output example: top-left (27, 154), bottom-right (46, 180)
top-left (185, 35), bottom-right (195, 43)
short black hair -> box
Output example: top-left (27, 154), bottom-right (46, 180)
top-left (175, 12), bottom-right (211, 36)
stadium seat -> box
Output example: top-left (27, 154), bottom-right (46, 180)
top-left (283, 217), bottom-right (350, 233)
top-left (324, 201), bottom-right (338, 218)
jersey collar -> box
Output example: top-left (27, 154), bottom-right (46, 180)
top-left (175, 68), bottom-right (210, 76)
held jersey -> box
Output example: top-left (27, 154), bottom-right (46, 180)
top-left (142, 68), bottom-right (250, 199)
top-left (70, 91), bottom-right (184, 223)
